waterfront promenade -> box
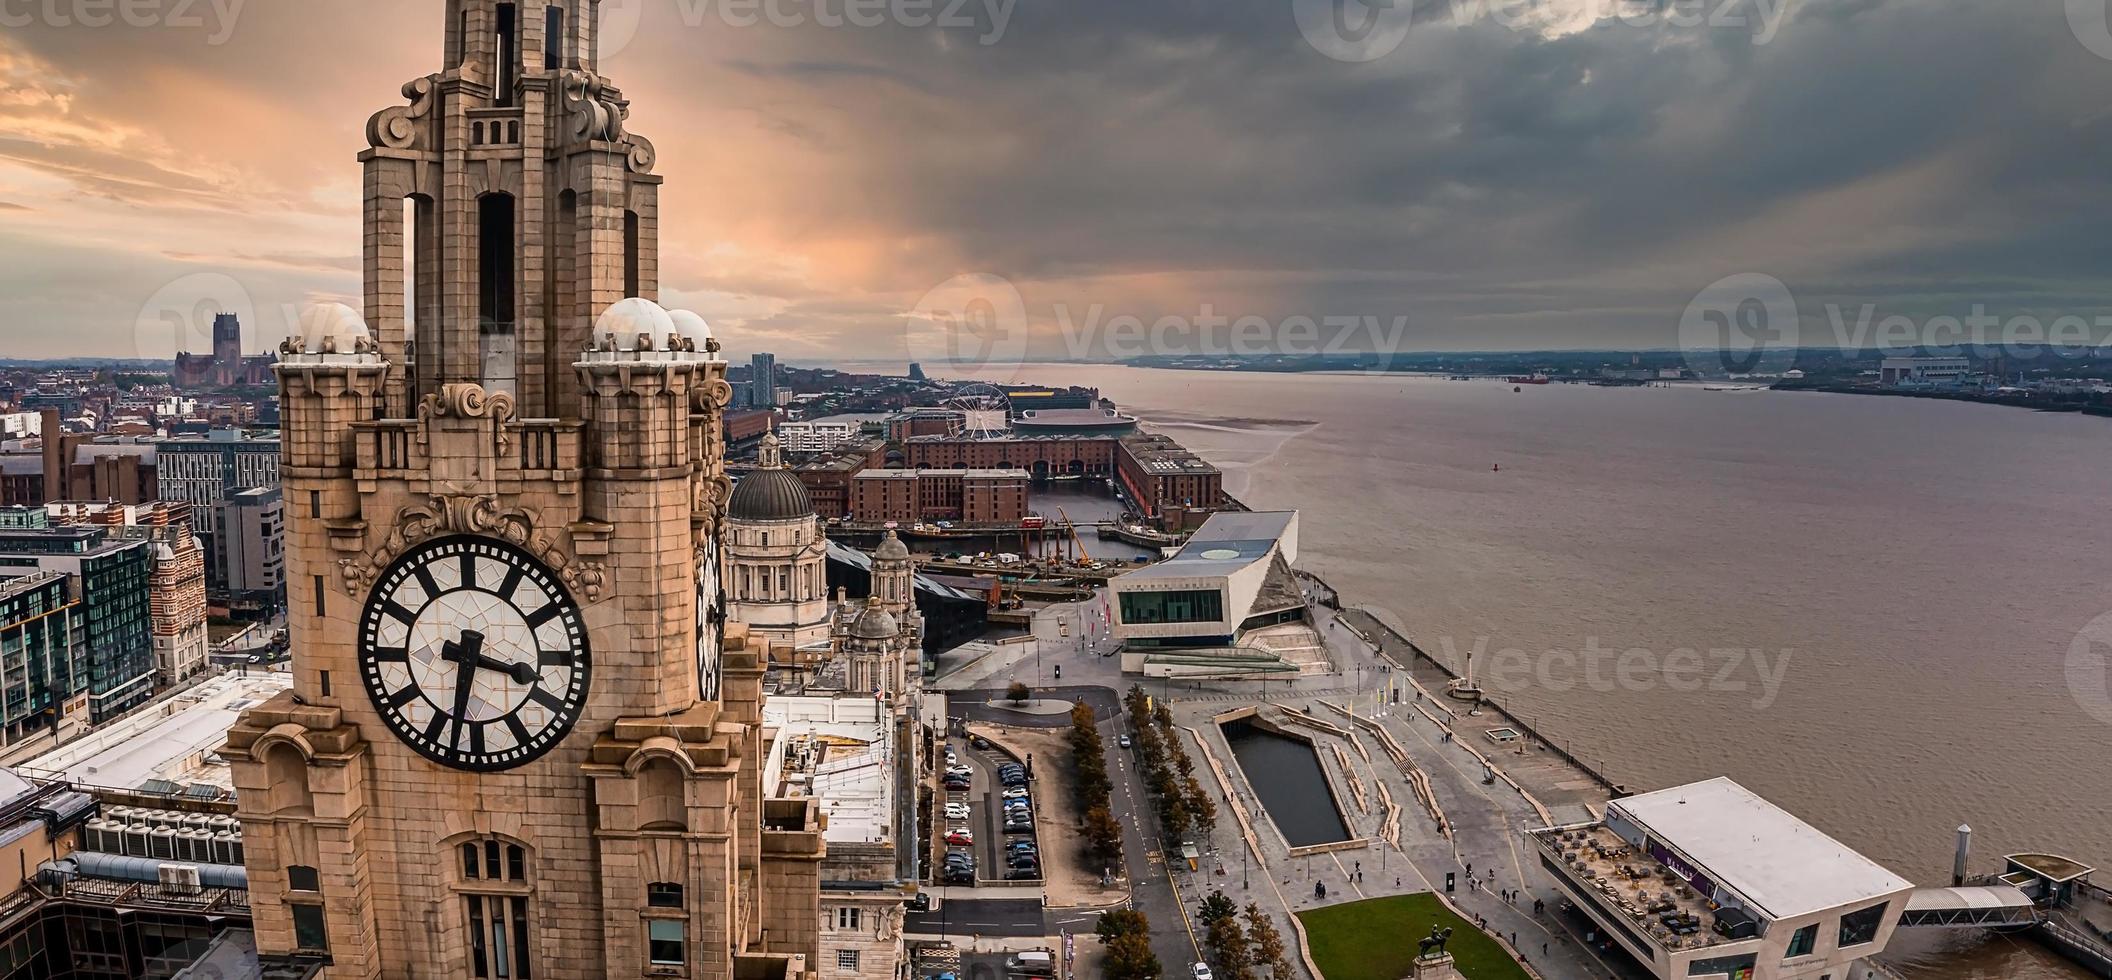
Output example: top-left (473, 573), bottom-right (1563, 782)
top-left (1151, 590), bottom-right (1656, 980)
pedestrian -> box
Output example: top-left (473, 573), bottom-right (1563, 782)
top-left (1542, 942), bottom-right (1547, 957)
top-left (1465, 861), bottom-right (1473, 875)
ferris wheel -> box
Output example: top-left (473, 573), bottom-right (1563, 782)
top-left (944, 383), bottom-right (1012, 440)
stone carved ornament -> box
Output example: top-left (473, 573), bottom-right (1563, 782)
top-left (340, 492), bottom-right (609, 604)
top-left (559, 69), bottom-right (656, 174)
top-left (366, 76), bottom-right (438, 151)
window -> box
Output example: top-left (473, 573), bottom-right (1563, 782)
top-left (1838, 902), bottom-right (1887, 947)
top-left (544, 4), bottom-right (562, 69)
top-left (1117, 588), bottom-right (1224, 625)
top-left (648, 919), bottom-right (685, 966)
top-left (320, 670), bottom-right (331, 697)
top-left (836, 950), bottom-right (859, 971)
top-left (479, 194), bottom-right (518, 331)
top-left (623, 211), bottom-right (641, 298)
top-left (835, 907), bottom-right (861, 931)
top-left (494, 3), bottom-right (518, 107)
top-left (1686, 953), bottom-right (1756, 977)
top-left (458, 836), bottom-right (534, 979)
top-left (288, 865), bottom-right (320, 892)
top-left (291, 903), bottom-right (329, 952)
top-left (1784, 922), bottom-right (1818, 958)
top-left (648, 882), bottom-right (683, 908)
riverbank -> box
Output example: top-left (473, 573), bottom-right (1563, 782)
top-left (1773, 380), bottom-right (2112, 416)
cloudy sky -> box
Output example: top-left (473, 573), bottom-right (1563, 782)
top-left (3, 0), bottom-right (2112, 365)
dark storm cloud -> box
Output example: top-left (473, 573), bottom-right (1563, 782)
top-left (1, 0), bottom-right (2107, 359)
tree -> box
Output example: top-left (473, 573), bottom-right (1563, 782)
top-left (1198, 890), bottom-right (1239, 925)
top-left (1085, 805), bottom-right (1125, 866)
top-left (1243, 904), bottom-right (1293, 979)
top-left (1097, 907), bottom-right (1150, 944)
top-left (1206, 916), bottom-right (1254, 980)
top-left (1105, 932), bottom-right (1163, 980)
top-left (1007, 681), bottom-right (1031, 704)
top-left (1184, 774), bottom-right (1218, 837)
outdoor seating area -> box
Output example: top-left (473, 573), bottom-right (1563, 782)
top-left (1531, 823), bottom-right (1733, 953)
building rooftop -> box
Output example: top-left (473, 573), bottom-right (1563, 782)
top-left (761, 696), bottom-right (894, 846)
top-left (1609, 776), bottom-right (1912, 921)
top-left (23, 671), bottom-right (292, 797)
top-left (1120, 510), bottom-right (1298, 581)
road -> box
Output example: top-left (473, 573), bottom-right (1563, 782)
top-left (906, 897), bottom-right (1047, 939)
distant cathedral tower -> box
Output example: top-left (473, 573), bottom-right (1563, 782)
top-left (222, 4), bottom-right (826, 978)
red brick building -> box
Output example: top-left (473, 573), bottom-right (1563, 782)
top-left (902, 433), bottom-right (1221, 523)
top-left (850, 468), bottom-right (1030, 524)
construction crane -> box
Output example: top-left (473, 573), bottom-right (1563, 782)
top-left (1056, 506), bottom-right (1091, 565)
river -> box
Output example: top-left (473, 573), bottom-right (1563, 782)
top-left (930, 362), bottom-right (2111, 978)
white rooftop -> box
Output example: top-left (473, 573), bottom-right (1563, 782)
top-left (1611, 777), bottom-right (1912, 921)
top-left (26, 670), bottom-right (292, 793)
top-left (762, 695), bottom-right (894, 845)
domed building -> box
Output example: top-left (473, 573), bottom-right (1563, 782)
top-left (723, 433), bottom-right (831, 647)
top-left (829, 529), bottom-right (924, 697)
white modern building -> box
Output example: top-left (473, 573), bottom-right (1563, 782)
top-left (1111, 510), bottom-right (1311, 676)
top-left (1879, 356), bottom-right (1971, 385)
top-left (1530, 777), bottom-right (1916, 980)
top-left (779, 414), bottom-right (888, 455)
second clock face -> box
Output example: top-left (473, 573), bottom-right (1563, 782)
top-left (357, 535), bottom-right (591, 772)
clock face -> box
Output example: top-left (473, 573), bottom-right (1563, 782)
top-left (696, 532), bottom-right (725, 701)
top-left (357, 535), bottom-right (591, 772)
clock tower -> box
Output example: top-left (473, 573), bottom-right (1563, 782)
top-left (222, 4), bottom-right (826, 979)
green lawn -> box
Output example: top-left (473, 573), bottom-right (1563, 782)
top-left (1296, 893), bottom-right (1531, 980)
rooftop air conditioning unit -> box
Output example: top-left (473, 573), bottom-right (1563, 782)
top-left (158, 863), bottom-right (202, 895)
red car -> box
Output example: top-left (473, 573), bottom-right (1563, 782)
top-left (944, 829), bottom-right (974, 846)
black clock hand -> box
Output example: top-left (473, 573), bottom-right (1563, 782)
top-left (440, 630), bottom-right (484, 751)
top-left (468, 651), bottom-right (539, 686)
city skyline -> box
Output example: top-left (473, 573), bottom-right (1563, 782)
top-left (6, 1), bottom-right (2112, 370)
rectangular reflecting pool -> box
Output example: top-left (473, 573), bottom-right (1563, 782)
top-left (1221, 718), bottom-right (1351, 847)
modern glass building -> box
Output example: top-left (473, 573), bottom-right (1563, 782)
top-left (0, 571), bottom-right (78, 746)
top-left (0, 527), bottom-right (153, 724)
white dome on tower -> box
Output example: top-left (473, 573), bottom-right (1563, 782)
top-left (294, 302), bottom-right (370, 355)
top-left (594, 298), bottom-right (678, 352)
top-left (668, 309), bottom-right (713, 352)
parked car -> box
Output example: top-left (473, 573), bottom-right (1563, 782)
top-left (946, 765), bottom-right (973, 777)
top-left (1001, 787), bottom-right (1030, 800)
top-left (943, 868), bottom-right (975, 885)
top-left (1004, 867), bottom-right (1040, 881)
top-left (943, 803), bottom-right (970, 820)
top-left (1008, 853), bottom-right (1040, 869)
top-left (945, 829), bottom-right (974, 846)
top-left (945, 747), bottom-right (958, 765)
top-left (1000, 773), bottom-right (1029, 788)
